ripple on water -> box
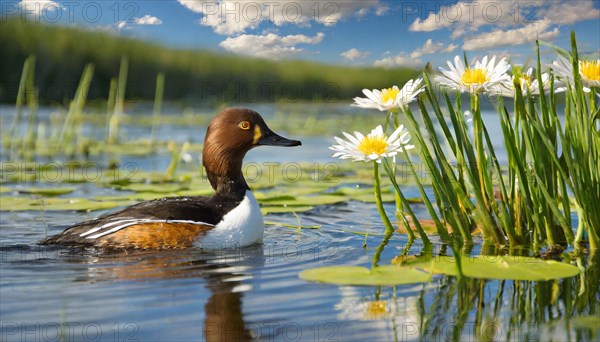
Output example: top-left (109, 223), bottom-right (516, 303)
top-left (1, 201), bottom-right (410, 341)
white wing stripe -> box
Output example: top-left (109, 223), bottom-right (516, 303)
top-left (79, 219), bottom-right (139, 237)
top-left (86, 222), bottom-right (141, 239)
top-left (82, 219), bottom-right (215, 239)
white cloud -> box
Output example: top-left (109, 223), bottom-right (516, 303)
top-left (409, 0), bottom-right (599, 37)
top-left (134, 15), bottom-right (163, 25)
top-left (541, 1), bottom-right (600, 24)
top-left (178, 0), bottom-right (384, 35)
top-left (340, 48), bottom-right (370, 61)
top-left (374, 54), bottom-right (422, 69)
top-left (117, 21), bottom-right (128, 30)
top-left (462, 19), bottom-right (560, 51)
top-left (19, 0), bottom-right (63, 16)
top-left (358, 3), bottom-right (389, 17)
top-left (410, 39), bottom-right (457, 58)
top-left (219, 32), bottom-right (325, 60)
top-left (374, 4), bottom-right (389, 16)
top-left (409, 0), bottom-right (519, 35)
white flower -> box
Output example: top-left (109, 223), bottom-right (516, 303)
top-left (336, 286), bottom-right (420, 322)
top-left (330, 125), bottom-right (414, 163)
top-left (501, 67), bottom-right (564, 97)
top-left (552, 55), bottom-right (600, 92)
top-left (352, 78), bottom-right (425, 111)
top-left (436, 55), bottom-right (511, 94)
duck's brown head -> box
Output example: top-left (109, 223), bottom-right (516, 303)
top-left (202, 107), bottom-right (301, 193)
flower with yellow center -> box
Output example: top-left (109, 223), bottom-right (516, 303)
top-left (461, 68), bottom-right (488, 86)
top-left (553, 55), bottom-right (600, 91)
top-left (380, 87), bottom-right (400, 104)
top-left (364, 301), bottom-right (387, 319)
top-left (580, 60), bottom-right (600, 84)
top-left (330, 125), bottom-right (414, 163)
top-left (500, 67), bottom-right (563, 97)
top-left (357, 134), bottom-right (389, 156)
top-left (519, 73), bottom-right (533, 88)
top-left (436, 55), bottom-right (511, 94)
top-left (352, 78), bottom-right (425, 111)
top-left (335, 288), bottom-right (420, 323)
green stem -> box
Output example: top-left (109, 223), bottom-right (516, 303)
top-left (390, 110), bottom-right (416, 242)
top-left (471, 93), bottom-right (504, 244)
top-left (472, 94), bottom-right (487, 210)
top-left (372, 162), bottom-right (395, 268)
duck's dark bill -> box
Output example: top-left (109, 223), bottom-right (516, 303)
top-left (258, 130), bottom-right (302, 147)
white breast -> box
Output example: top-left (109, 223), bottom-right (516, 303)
top-left (196, 190), bottom-right (264, 250)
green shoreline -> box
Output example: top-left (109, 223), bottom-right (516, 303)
top-left (0, 18), bottom-right (417, 105)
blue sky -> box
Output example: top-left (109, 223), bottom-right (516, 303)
top-left (3, 0), bottom-right (600, 67)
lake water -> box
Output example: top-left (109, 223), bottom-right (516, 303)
top-left (0, 103), bottom-right (597, 341)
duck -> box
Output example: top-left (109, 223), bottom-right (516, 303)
top-left (40, 107), bottom-right (301, 250)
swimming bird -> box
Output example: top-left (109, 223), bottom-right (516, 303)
top-left (41, 107), bottom-right (301, 250)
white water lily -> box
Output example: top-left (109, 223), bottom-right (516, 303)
top-left (335, 287), bottom-right (421, 323)
top-left (330, 125), bottom-right (414, 163)
top-left (502, 67), bottom-right (564, 97)
top-left (436, 55), bottom-right (511, 94)
top-left (552, 55), bottom-right (600, 92)
top-left (352, 78), bottom-right (425, 111)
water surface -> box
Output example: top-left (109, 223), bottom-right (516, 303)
top-left (1, 104), bottom-right (597, 341)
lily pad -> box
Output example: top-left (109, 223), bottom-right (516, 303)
top-left (265, 221), bottom-right (320, 229)
top-left (17, 187), bottom-right (75, 196)
top-left (263, 195), bottom-right (348, 206)
top-left (255, 186), bottom-right (331, 199)
top-left (350, 193), bottom-right (396, 203)
top-left (174, 189), bottom-right (215, 197)
top-left (0, 197), bottom-right (133, 212)
top-left (261, 205), bottom-right (314, 214)
top-left (571, 316), bottom-right (600, 331)
top-left (330, 186), bottom-right (374, 196)
top-left (299, 265), bottom-right (431, 286)
top-left (338, 229), bottom-right (384, 237)
top-left (114, 183), bottom-right (190, 193)
top-left (400, 256), bottom-right (581, 281)
top-left (257, 195), bottom-right (297, 202)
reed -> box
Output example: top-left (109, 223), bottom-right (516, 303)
top-left (107, 56), bottom-right (128, 144)
top-left (6, 55), bottom-right (36, 157)
top-left (397, 32), bottom-right (598, 251)
top-left (57, 63), bottom-right (94, 151)
top-left (151, 72), bottom-right (165, 144)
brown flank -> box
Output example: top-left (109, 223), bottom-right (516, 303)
top-left (96, 222), bottom-right (213, 250)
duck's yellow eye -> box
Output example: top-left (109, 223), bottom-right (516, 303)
top-left (238, 121), bottom-right (251, 130)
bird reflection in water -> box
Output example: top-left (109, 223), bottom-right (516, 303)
top-left (61, 244), bottom-right (265, 341)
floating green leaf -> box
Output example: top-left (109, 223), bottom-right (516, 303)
top-left (570, 316), bottom-right (600, 331)
top-left (114, 183), bottom-right (189, 193)
top-left (330, 186), bottom-right (374, 196)
top-left (0, 196), bottom-right (133, 211)
top-left (401, 256), bottom-right (581, 281)
top-left (257, 195), bottom-right (297, 202)
top-left (17, 187), bottom-right (75, 196)
top-left (338, 229), bottom-right (384, 237)
top-left (254, 185), bottom-right (331, 199)
top-left (262, 195), bottom-right (347, 206)
top-left (299, 265), bottom-right (431, 286)
top-left (350, 193), bottom-right (396, 203)
top-left (265, 220), bottom-right (320, 229)
top-left (261, 206), bottom-right (314, 214)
